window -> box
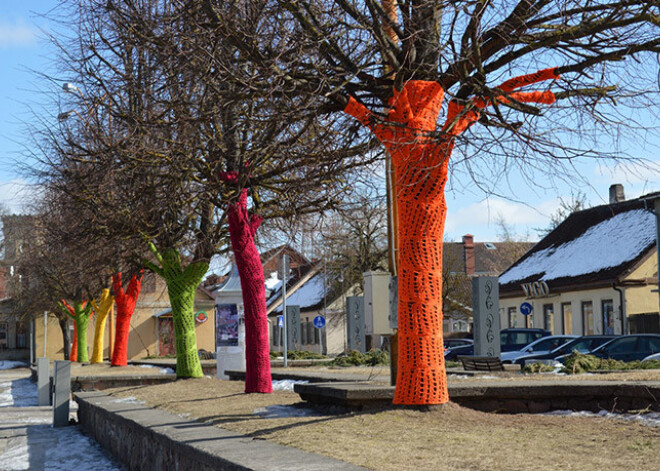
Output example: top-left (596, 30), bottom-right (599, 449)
top-left (607, 337), bottom-right (636, 354)
top-left (507, 307), bottom-right (517, 328)
top-left (561, 303), bottom-right (572, 335)
top-left (543, 304), bottom-right (554, 333)
top-left (602, 299), bottom-right (614, 335)
top-left (525, 312), bottom-right (533, 328)
top-left (581, 301), bottom-right (594, 335)
top-left (638, 336), bottom-right (660, 354)
top-left (15, 322), bottom-right (28, 349)
top-left (0, 322), bottom-right (7, 349)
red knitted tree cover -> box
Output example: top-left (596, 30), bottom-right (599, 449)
top-left (344, 68), bottom-right (559, 405)
top-left (111, 272), bottom-right (143, 366)
top-left (228, 189), bottom-right (272, 393)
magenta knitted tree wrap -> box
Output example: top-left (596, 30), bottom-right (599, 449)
top-left (111, 272), bottom-right (143, 367)
top-left (228, 189), bottom-right (272, 393)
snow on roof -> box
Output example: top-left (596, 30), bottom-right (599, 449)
top-left (274, 273), bottom-right (327, 313)
top-left (265, 272), bottom-right (282, 291)
top-left (499, 209), bottom-right (656, 284)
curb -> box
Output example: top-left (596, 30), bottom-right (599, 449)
top-left (75, 391), bottom-right (367, 471)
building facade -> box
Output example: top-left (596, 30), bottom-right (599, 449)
top-left (499, 186), bottom-right (659, 335)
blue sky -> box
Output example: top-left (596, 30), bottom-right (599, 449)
top-left (0, 3), bottom-right (658, 241)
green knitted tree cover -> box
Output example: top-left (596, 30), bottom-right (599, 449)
top-left (59, 300), bottom-right (94, 363)
top-left (145, 243), bottom-right (208, 378)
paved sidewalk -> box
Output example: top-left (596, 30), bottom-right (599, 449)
top-left (0, 368), bottom-right (124, 470)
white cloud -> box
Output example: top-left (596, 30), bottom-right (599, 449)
top-left (0, 20), bottom-right (37, 49)
top-left (0, 179), bottom-right (37, 214)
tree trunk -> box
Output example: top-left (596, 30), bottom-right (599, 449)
top-left (70, 322), bottom-right (78, 362)
top-left (344, 70), bottom-right (559, 405)
top-left (228, 189), bottom-right (272, 394)
top-left (73, 301), bottom-right (93, 363)
top-left (145, 246), bottom-right (207, 378)
top-left (166, 272), bottom-right (205, 378)
top-left (91, 289), bottom-right (115, 364)
top-left (347, 81), bottom-right (451, 405)
top-left (58, 317), bottom-right (71, 360)
top-left (111, 272), bottom-right (143, 367)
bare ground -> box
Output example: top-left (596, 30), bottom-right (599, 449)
top-left (88, 364), bottom-right (660, 471)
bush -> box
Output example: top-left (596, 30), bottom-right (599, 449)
top-left (286, 350), bottom-right (327, 360)
top-left (522, 362), bottom-right (556, 374)
top-left (327, 349), bottom-right (389, 367)
top-left (270, 350), bottom-right (327, 360)
top-left (562, 352), bottom-right (660, 374)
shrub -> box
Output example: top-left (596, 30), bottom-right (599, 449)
top-left (522, 362), bottom-right (556, 374)
top-left (562, 352), bottom-right (660, 374)
top-left (327, 349), bottom-right (389, 367)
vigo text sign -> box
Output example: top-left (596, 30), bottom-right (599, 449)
top-left (521, 281), bottom-right (550, 298)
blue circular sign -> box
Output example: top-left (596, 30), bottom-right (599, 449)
top-left (313, 315), bottom-right (326, 329)
top-left (520, 302), bottom-right (533, 316)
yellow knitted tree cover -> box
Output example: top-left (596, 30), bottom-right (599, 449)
top-left (90, 288), bottom-right (115, 364)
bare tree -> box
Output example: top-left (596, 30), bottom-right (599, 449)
top-left (217, 0), bottom-right (660, 405)
top-left (36, 0), bottom-right (378, 387)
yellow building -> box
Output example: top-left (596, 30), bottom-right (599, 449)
top-left (33, 272), bottom-right (217, 362)
top-left (499, 187), bottom-right (659, 335)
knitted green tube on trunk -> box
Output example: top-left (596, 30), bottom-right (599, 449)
top-left (146, 245), bottom-right (208, 378)
top-left (73, 301), bottom-right (93, 363)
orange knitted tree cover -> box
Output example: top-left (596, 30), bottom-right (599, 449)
top-left (344, 68), bottom-right (559, 405)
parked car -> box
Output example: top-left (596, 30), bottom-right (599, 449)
top-left (500, 335), bottom-right (577, 364)
top-left (444, 328), bottom-right (551, 361)
top-left (444, 338), bottom-right (473, 351)
top-left (514, 335), bottom-right (616, 367)
top-left (588, 334), bottom-right (660, 362)
top-left (642, 352), bottom-right (660, 362)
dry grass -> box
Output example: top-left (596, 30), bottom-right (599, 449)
top-left (101, 367), bottom-right (660, 471)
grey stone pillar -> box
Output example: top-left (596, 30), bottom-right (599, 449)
top-left (346, 296), bottom-right (365, 353)
top-left (37, 357), bottom-right (50, 406)
top-left (52, 360), bottom-right (71, 427)
top-left (286, 305), bottom-right (301, 351)
top-left (472, 277), bottom-right (501, 357)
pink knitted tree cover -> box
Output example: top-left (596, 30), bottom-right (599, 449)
top-left (111, 272), bottom-right (143, 366)
top-left (228, 189), bottom-right (272, 393)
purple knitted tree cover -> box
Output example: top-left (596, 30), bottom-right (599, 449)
top-left (228, 189), bottom-right (272, 393)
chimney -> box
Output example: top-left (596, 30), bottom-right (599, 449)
top-left (609, 184), bottom-right (625, 204)
top-left (462, 234), bottom-right (475, 276)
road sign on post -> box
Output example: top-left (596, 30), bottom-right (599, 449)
top-left (313, 315), bottom-right (326, 329)
top-left (520, 302), bottom-right (533, 316)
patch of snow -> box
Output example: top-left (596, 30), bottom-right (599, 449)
top-left (138, 364), bottom-right (174, 375)
top-left (274, 273), bottom-right (326, 312)
top-left (0, 378), bottom-right (38, 407)
top-left (545, 409), bottom-right (660, 427)
top-left (265, 272), bottom-right (282, 291)
top-left (500, 209), bottom-right (655, 283)
top-left (272, 379), bottom-right (308, 391)
top-left (253, 405), bottom-right (318, 418)
top-left (110, 396), bottom-right (145, 405)
top-left (0, 360), bottom-right (28, 370)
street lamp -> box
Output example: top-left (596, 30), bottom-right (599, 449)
top-left (62, 83), bottom-right (81, 94)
